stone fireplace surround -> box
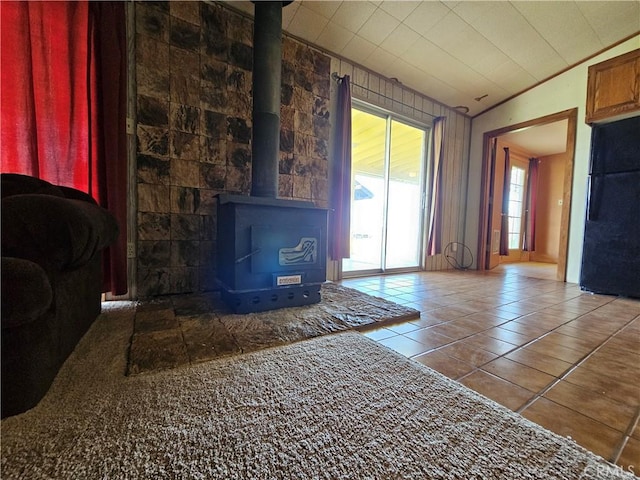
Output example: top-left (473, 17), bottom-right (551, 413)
top-left (134, 1), bottom-right (331, 298)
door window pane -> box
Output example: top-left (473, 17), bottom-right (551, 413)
top-left (508, 166), bottom-right (526, 249)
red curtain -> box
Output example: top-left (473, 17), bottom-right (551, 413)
top-left (499, 147), bottom-right (511, 256)
top-left (523, 158), bottom-right (539, 252)
top-left (427, 117), bottom-right (445, 256)
top-left (0, 1), bottom-right (127, 294)
top-left (328, 75), bottom-right (352, 260)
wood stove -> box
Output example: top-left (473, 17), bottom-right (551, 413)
top-left (216, 1), bottom-right (328, 313)
top-left (217, 194), bottom-right (327, 313)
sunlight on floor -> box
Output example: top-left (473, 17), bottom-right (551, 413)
top-left (493, 261), bottom-right (557, 281)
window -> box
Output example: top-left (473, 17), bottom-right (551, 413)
top-left (508, 166), bottom-right (526, 249)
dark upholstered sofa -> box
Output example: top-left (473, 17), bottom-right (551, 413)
top-left (1, 173), bottom-right (119, 418)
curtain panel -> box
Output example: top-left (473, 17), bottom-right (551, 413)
top-left (499, 147), bottom-right (511, 256)
top-left (523, 158), bottom-right (539, 252)
top-left (427, 117), bottom-right (446, 256)
top-left (489, 137), bottom-right (498, 253)
top-left (328, 75), bottom-right (352, 260)
top-left (0, 1), bottom-right (128, 294)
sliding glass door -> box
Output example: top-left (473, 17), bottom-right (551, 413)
top-left (343, 105), bottom-right (427, 275)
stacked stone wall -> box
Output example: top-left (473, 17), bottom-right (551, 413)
top-left (135, 1), bottom-right (331, 297)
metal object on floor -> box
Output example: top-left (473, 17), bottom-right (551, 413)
top-left (444, 242), bottom-right (473, 270)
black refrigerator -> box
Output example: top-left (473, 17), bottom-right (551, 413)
top-left (580, 115), bottom-right (640, 298)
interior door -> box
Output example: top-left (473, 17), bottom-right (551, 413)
top-left (501, 161), bottom-right (529, 263)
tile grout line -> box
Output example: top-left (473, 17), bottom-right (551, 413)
top-left (611, 405), bottom-right (640, 464)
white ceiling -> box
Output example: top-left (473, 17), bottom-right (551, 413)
top-left (223, 0), bottom-right (640, 117)
top-left (500, 119), bottom-right (568, 157)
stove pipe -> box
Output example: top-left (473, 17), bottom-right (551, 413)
top-left (250, 1), bottom-right (287, 198)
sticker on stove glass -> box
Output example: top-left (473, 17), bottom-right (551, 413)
top-left (278, 237), bottom-right (317, 265)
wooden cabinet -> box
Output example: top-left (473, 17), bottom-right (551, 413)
top-left (585, 48), bottom-right (640, 124)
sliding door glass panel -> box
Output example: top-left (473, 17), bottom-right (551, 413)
top-left (344, 105), bottom-right (428, 275)
top-left (385, 120), bottom-right (425, 269)
top-left (343, 109), bottom-right (386, 272)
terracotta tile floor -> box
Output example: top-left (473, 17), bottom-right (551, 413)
top-left (341, 264), bottom-right (640, 474)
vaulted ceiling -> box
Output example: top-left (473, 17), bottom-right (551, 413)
top-left (223, 0), bottom-right (640, 117)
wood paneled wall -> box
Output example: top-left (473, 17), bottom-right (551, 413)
top-left (330, 58), bottom-right (472, 271)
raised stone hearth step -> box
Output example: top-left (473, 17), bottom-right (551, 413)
top-left (127, 282), bottom-right (419, 375)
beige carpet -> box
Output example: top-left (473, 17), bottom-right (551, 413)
top-left (128, 282), bottom-right (420, 375)
top-left (1, 303), bottom-right (633, 479)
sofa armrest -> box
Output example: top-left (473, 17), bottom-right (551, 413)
top-left (1, 257), bottom-right (53, 328)
top-left (1, 194), bottom-right (119, 271)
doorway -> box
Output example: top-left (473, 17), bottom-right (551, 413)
top-left (478, 109), bottom-right (577, 281)
top-left (343, 105), bottom-right (428, 275)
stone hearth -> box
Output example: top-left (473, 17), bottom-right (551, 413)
top-left (127, 283), bottom-right (419, 375)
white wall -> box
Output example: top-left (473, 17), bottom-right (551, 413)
top-left (467, 35), bottom-right (640, 284)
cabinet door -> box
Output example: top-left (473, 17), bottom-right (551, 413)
top-left (585, 49), bottom-right (640, 124)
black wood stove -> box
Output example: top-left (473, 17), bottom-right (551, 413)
top-left (216, 1), bottom-right (328, 313)
top-left (217, 194), bottom-right (327, 313)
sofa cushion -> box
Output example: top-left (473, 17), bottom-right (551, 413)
top-left (1, 257), bottom-right (53, 328)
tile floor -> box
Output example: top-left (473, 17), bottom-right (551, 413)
top-left (340, 263), bottom-right (639, 474)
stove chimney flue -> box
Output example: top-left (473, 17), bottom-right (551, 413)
top-left (250, 1), bottom-right (286, 198)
